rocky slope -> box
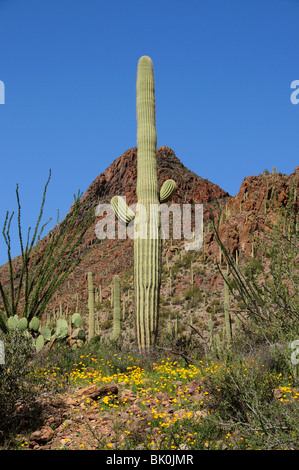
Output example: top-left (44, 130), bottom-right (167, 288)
top-left (0, 147), bottom-right (297, 341)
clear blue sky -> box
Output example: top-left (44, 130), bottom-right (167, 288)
top-left (0, 0), bottom-right (298, 265)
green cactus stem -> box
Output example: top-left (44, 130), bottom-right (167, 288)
top-left (111, 56), bottom-right (176, 351)
top-left (111, 196), bottom-right (135, 225)
top-left (41, 325), bottom-right (52, 341)
top-left (35, 334), bottom-right (45, 352)
top-left (208, 312), bottom-right (214, 347)
top-left (122, 300), bottom-right (126, 320)
top-left (77, 329), bottom-right (86, 342)
top-left (160, 179), bottom-right (176, 203)
top-left (56, 318), bottom-right (68, 339)
top-left (191, 263), bottom-right (194, 286)
top-left (223, 272), bottom-right (232, 343)
top-left (88, 272), bottom-right (95, 340)
top-left (208, 312), bottom-right (213, 333)
top-left (29, 316), bottom-right (40, 332)
top-left (167, 314), bottom-right (172, 334)
top-left (72, 312), bottom-right (84, 328)
top-left (112, 275), bottom-right (121, 340)
top-left (17, 317), bottom-right (28, 331)
top-left (135, 57), bottom-right (160, 349)
top-left (7, 316), bottom-right (18, 330)
top-left (174, 315), bottom-right (178, 339)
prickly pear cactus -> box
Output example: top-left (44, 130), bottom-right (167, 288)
top-left (41, 325), bottom-right (52, 341)
top-left (72, 313), bottom-right (83, 328)
top-left (17, 317), bottom-right (28, 331)
top-left (7, 316), bottom-right (18, 330)
top-left (29, 317), bottom-right (41, 332)
top-left (55, 318), bottom-right (68, 339)
top-left (35, 334), bottom-right (45, 352)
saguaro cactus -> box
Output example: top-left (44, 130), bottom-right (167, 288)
top-left (88, 272), bottom-right (95, 340)
top-left (111, 56), bottom-right (176, 350)
top-left (113, 275), bottom-right (121, 340)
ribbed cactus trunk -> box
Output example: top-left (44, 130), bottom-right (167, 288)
top-left (88, 272), bottom-right (95, 340)
top-left (134, 56), bottom-right (161, 351)
top-left (113, 275), bottom-right (121, 340)
top-left (110, 56), bottom-right (176, 351)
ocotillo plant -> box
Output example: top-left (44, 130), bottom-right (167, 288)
top-left (88, 272), bottom-right (95, 340)
top-left (223, 271), bottom-right (232, 343)
top-left (112, 275), bottom-right (121, 340)
top-left (111, 56), bottom-right (176, 351)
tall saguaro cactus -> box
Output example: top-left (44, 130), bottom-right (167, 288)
top-left (134, 55), bottom-right (161, 351)
top-left (111, 56), bottom-right (176, 351)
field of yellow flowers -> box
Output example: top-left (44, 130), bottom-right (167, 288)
top-left (19, 346), bottom-right (298, 451)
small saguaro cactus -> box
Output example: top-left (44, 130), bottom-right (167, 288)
top-left (111, 56), bottom-right (176, 351)
top-left (88, 272), bottom-right (95, 340)
top-left (112, 275), bottom-right (121, 340)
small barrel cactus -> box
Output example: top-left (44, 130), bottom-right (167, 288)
top-left (77, 329), bottom-right (86, 342)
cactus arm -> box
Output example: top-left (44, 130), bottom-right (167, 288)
top-left (160, 179), bottom-right (176, 203)
top-left (111, 196), bottom-right (135, 225)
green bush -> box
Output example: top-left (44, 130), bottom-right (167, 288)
top-left (183, 286), bottom-right (203, 301)
top-left (0, 330), bottom-right (40, 443)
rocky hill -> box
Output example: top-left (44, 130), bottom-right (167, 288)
top-left (0, 146), bottom-right (298, 343)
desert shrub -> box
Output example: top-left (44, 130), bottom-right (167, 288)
top-left (204, 356), bottom-right (299, 449)
top-left (211, 194), bottom-right (299, 343)
top-left (0, 330), bottom-right (40, 442)
top-left (101, 319), bottom-right (112, 330)
top-left (171, 294), bottom-right (182, 305)
top-left (183, 286), bottom-right (203, 302)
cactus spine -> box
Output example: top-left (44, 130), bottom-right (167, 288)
top-left (112, 275), bottom-right (121, 340)
top-left (88, 272), bottom-right (95, 340)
